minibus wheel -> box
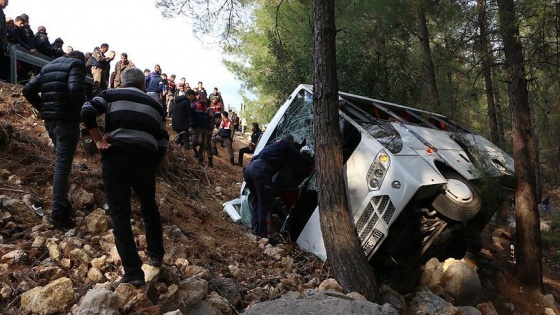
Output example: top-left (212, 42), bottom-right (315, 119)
top-left (432, 172), bottom-right (482, 222)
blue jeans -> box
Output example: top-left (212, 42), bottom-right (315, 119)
top-left (44, 120), bottom-right (80, 216)
top-left (243, 160), bottom-right (274, 238)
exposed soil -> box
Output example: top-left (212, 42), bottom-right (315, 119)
top-left (1, 80), bottom-right (559, 314)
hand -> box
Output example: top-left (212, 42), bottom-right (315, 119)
top-left (96, 135), bottom-right (112, 151)
top-left (188, 127), bottom-right (194, 134)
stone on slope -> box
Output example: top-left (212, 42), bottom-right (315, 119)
top-left (20, 277), bottom-right (74, 315)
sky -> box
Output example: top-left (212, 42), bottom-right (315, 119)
top-left (5, 0), bottom-right (244, 112)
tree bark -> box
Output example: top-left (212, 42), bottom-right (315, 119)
top-left (477, 0), bottom-right (500, 144)
top-left (556, 0), bottom-right (560, 81)
top-left (312, 0), bottom-right (379, 302)
top-left (417, 4), bottom-right (440, 111)
top-left (496, 0), bottom-right (543, 290)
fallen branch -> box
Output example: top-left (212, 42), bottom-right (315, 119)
top-left (0, 187), bottom-right (27, 194)
top-left (0, 187), bottom-right (42, 200)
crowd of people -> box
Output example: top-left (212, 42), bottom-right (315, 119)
top-left (0, 8), bottom-right (250, 166)
top-left (0, 8), bottom-right (67, 81)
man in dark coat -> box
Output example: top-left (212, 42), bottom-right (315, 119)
top-left (0, 1), bottom-right (6, 51)
top-left (0, 0), bottom-right (9, 81)
top-left (51, 37), bottom-right (65, 58)
top-left (34, 26), bottom-right (55, 57)
top-left (243, 134), bottom-right (313, 239)
top-left (146, 66), bottom-right (164, 103)
top-left (20, 13), bottom-right (34, 48)
top-left (22, 51), bottom-right (87, 229)
top-left (81, 67), bottom-right (168, 286)
top-left (12, 15), bottom-right (35, 52)
top-left (171, 89), bottom-right (195, 150)
top-left (189, 91), bottom-right (210, 165)
top-left (238, 122), bottom-right (262, 167)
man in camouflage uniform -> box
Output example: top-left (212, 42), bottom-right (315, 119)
top-left (34, 26), bottom-right (55, 57)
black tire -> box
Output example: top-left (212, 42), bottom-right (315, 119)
top-left (381, 262), bottom-right (421, 294)
top-left (440, 235), bottom-right (467, 260)
top-left (432, 172), bottom-right (482, 222)
top-left (371, 216), bottom-right (423, 293)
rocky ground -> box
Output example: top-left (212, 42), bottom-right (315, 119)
top-left (0, 80), bottom-right (559, 314)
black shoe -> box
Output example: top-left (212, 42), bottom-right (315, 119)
top-left (148, 257), bottom-right (163, 267)
top-left (208, 158), bottom-right (213, 167)
top-left (49, 214), bottom-right (75, 230)
top-left (230, 158), bottom-right (235, 166)
top-left (118, 274), bottom-right (145, 287)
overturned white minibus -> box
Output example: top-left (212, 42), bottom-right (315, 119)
top-left (225, 84), bottom-right (514, 292)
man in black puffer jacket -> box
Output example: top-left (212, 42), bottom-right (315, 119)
top-left (171, 89), bottom-right (195, 150)
top-left (23, 51), bottom-right (87, 230)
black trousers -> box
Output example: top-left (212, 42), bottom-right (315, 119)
top-left (238, 146), bottom-right (254, 165)
top-left (102, 152), bottom-right (164, 278)
top-left (175, 129), bottom-right (190, 150)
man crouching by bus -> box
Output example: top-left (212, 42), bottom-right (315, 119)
top-left (81, 67), bottom-right (168, 286)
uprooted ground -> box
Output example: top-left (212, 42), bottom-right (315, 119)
top-left (0, 80), bottom-right (560, 314)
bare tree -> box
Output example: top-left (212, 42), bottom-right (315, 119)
top-left (312, 0), bottom-right (379, 302)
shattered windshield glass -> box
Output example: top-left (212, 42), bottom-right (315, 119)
top-left (270, 90), bottom-right (315, 150)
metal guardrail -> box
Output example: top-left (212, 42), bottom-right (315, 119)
top-left (6, 44), bottom-right (93, 84)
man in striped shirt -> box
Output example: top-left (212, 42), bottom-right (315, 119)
top-left (81, 67), bottom-right (169, 286)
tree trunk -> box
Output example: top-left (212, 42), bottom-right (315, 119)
top-left (556, 0), bottom-right (560, 81)
top-left (494, 85), bottom-right (506, 142)
top-left (417, 4), bottom-right (440, 111)
top-left (312, 0), bottom-right (379, 302)
top-left (496, 0), bottom-right (543, 290)
top-left (477, 0), bottom-right (500, 144)
top-left (377, 29), bottom-right (389, 100)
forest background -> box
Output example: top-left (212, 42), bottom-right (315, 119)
top-left (161, 0), bottom-right (560, 191)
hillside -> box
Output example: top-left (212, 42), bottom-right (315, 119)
top-left (1, 80), bottom-right (559, 314)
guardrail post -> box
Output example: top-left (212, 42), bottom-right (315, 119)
top-left (9, 45), bottom-right (17, 84)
